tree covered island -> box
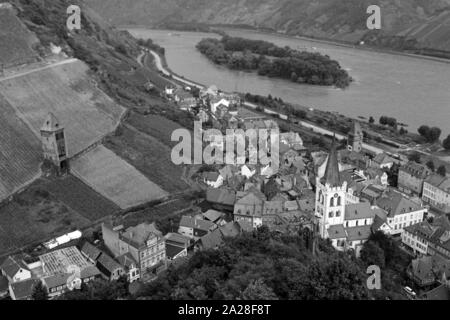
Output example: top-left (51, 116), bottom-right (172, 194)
top-left (196, 35), bottom-right (352, 88)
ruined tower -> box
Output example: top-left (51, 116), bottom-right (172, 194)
top-left (40, 113), bottom-right (68, 173)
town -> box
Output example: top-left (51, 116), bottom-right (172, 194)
top-left (0, 0), bottom-right (450, 303)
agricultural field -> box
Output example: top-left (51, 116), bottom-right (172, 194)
top-left (0, 180), bottom-right (91, 255)
top-left (104, 124), bottom-right (190, 193)
top-left (0, 4), bottom-right (39, 67)
top-left (127, 112), bottom-right (187, 147)
top-left (0, 60), bottom-right (125, 157)
top-left (0, 95), bottom-right (42, 202)
top-left (39, 175), bottom-right (120, 221)
top-left (71, 145), bottom-right (168, 209)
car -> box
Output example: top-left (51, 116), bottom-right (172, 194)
top-left (403, 286), bottom-right (416, 298)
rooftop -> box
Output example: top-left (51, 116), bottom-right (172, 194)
top-left (39, 246), bottom-right (91, 275)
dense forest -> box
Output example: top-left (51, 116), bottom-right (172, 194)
top-left (196, 36), bottom-right (352, 88)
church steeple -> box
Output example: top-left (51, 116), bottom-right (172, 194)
top-left (322, 139), bottom-right (341, 187)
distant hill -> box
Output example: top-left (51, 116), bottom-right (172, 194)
top-left (85, 0), bottom-right (450, 52)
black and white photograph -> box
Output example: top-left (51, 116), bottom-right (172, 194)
top-left (0, 0), bottom-right (449, 308)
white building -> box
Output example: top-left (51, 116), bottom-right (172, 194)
top-left (422, 174), bottom-right (450, 213)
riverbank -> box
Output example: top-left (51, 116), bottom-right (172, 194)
top-left (122, 25), bottom-right (450, 65)
top-left (216, 27), bottom-right (450, 65)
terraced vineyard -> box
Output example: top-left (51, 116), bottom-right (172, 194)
top-left (0, 60), bottom-right (125, 157)
top-left (0, 95), bottom-right (42, 202)
top-left (71, 145), bottom-right (168, 209)
top-left (0, 4), bottom-right (39, 67)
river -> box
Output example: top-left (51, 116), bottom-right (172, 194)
top-left (127, 28), bottom-right (450, 136)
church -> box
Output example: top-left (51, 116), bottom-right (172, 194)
top-left (315, 140), bottom-right (387, 256)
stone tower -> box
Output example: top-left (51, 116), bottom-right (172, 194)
top-left (40, 113), bottom-right (68, 173)
top-left (348, 121), bottom-right (363, 153)
top-left (315, 140), bottom-right (347, 238)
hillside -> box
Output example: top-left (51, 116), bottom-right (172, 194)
top-left (0, 3), bottom-right (39, 67)
top-left (85, 0), bottom-right (450, 52)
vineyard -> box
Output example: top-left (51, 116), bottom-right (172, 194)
top-left (0, 96), bottom-right (42, 202)
top-left (0, 4), bottom-right (39, 67)
top-left (70, 145), bottom-right (168, 209)
top-left (0, 60), bottom-right (125, 157)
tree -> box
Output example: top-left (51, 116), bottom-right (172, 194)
top-left (369, 116), bottom-right (375, 124)
top-left (399, 127), bottom-right (406, 135)
top-left (32, 281), bottom-right (48, 300)
top-left (418, 125), bottom-right (430, 139)
top-left (360, 241), bottom-right (385, 268)
top-left (443, 135), bottom-right (450, 150)
top-left (426, 160), bottom-right (435, 172)
top-left (429, 127), bottom-right (442, 142)
top-left (408, 152), bottom-right (421, 163)
top-left (437, 165), bottom-right (447, 177)
top-left (241, 279), bottom-right (278, 300)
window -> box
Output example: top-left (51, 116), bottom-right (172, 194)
top-left (329, 211), bottom-right (334, 218)
top-left (330, 198), bottom-right (334, 207)
top-left (356, 220), bottom-right (359, 226)
top-left (336, 210), bottom-right (341, 217)
top-left (337, 196), bottom-right (341, 206)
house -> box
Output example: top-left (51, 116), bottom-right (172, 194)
top-left (206, 188), bottom-right (236, 211)
top-left (165, 233), bottom-right (191, 261)
top-left (202, 209), bottom-right (225, 225)
top-left (407, 255), bottom-right (450, 287)
top-left (401, 216), bottom-right (450, 258)
top-left (178, 216), bottom-right (217, 240)
top-left (398, 162), bottom-right (431, 196)
top-left (81, 241), bottom-right (125, 281)
top-left (211, 98), bottom-right (230, 114)
top-left (80, 241), bottom-right (102, 264)
top-left (102, 222), bottom-right (166, 281)
top-left (96, 253), bottom-right (125, 281)
top-left (280, 132), bottom-right (303, 150)
top-left (0, 256), bottom-right (31, 283)
top-left (376, 190), bottom-right (427, 236)
top-left (371, 153), bottom-right (396, 169)
top-left (196, 228), bottom-right (224, 250)
top-left (39, 246), bottom-right (101, 297)
top-left (233, 191), bottom-right (266, 229)
top-left (202, 172), bottom-right (224, 188)
top-left (117, 253), bottom-right (140, 283)
top-left (9, 279), bottom-right (40, 300)
top-left (422, 174), bottom-right (450, 214)
top-left (421, 283), bottom-right (450, 300)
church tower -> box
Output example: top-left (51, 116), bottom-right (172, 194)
top-left (40, 113), bottom-right (68, 173)
top-left (347, 121), bottom-right (363, 153)
top-left (315, 141), bottom-right (347, 238)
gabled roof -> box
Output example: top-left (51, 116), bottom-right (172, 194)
top-left (0, 256), bottom-right (29, 279)
top-left (345, 202), bottom-right (384, 221)
top-left (199, 229), bottom-right (223, 250)
top-left (206, 188), bottom-right (236, 206)
top-left (166, 244), bottom-right (186, 259)
top-left (400, 162), bottom-right (430, 179)
top-left (10, 279), bottom-right (39, 300)
top-left (165, 232), bottom-right (191, 247)
top-left (97, 253), bottom-right (123, 274)
top-left (376, 190), bottom-right (422, 218)
top-left (117, 253), bottom-right (137, 269)
top-left (121, 223), bottom-right (162, 248)
top-left (327, 224), bottom-right (346, 239)
top-left (80, 241), bottom-right (102, 262)
top-left (202, 209), bottom-right (224, 222)
top-left (373, 153), bottom-right (395, 165)
top-left (425, 174), bottom-right (450, 193)
top-left (345, 225), bottom-right (372, 241)
top-left (179, 216), bottom-right (215, 231)
top-left (421, 283), bottom-right (450, 300)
